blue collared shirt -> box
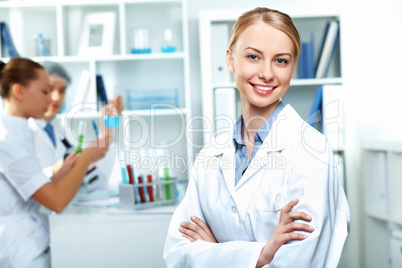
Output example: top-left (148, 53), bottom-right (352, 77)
top-left (233, 102), bottom-right (285, 186)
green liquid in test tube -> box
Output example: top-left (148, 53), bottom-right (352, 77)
top-left (164, 167), bottom-right (172, 200)
top-left (76, 121), bottom-right (87, 153)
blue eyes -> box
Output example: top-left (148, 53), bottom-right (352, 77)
top-left (247, 54), bottom-right (259, 61)
top-left (276, 58), bottom-right (289, 64)
top-left (246, 54), bottom-right (289, 65)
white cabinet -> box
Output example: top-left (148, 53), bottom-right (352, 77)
top-left (49, 205), bottom-right (175, 268)
top-left (362, 140), bottom-right (402, 268)
top-left (0, 0), bottom-right (193, 181)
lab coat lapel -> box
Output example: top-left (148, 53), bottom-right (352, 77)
top-left (207, 133), bottom-right (237, 196)
top-left (236, 105), bottom-right (296, 189)
top-left (219, 143), bottom-right (236, 196)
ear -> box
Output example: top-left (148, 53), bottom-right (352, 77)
top-left (226, 49), bottom-right (235, 73)
top-left (10, 83), bottom-right (25, 102)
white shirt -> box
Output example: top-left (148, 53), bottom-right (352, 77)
top-left (28, 118), bottom-right (117, 190)
top-left (0, 115), bottom-right (51, 268)
top-left (164, 105), bottom-right (350, 268)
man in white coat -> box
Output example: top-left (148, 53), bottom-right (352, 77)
top-left (28, 61), bottom-right (121, 189)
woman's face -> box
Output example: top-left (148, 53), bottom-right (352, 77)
top-left (226, 21), bottom-right (296, 113)
top-left (24, 69), bottom-right (51, 119)
top-left (44, 73), bottom-right (67, 121)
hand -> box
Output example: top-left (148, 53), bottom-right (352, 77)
top-left (257, 199), bottom-right (314, 267)
top-left (179, 216), bottom-right (217, 243)
top-left (79, 134), bottom-right (110, 165)
top-left (103, 96), bottom-right (123, 117)
top-left (52, 153), bottom-right (78, 182)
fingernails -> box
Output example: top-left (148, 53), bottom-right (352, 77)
top-left (190, 216), bottom-right (196, 220)
top-left (302, 235), bottom-right (308, 239)
top-left (305, 214), bottom-right (311, 220)
top-left (308, 225), bottom-right (315, 231)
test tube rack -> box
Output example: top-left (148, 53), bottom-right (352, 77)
top-left (119, 179), bottom-right (177, 210)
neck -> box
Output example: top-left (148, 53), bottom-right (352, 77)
top-left (241, 99), bottom-right (280, 141)
top-left (4, 100), bottom-right (28, 118)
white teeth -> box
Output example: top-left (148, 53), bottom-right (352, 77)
top-left (255, 85), bottom-right (273, 91)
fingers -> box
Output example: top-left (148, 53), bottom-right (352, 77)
top-left (271, 232), bottom-right (309, 246)
top-left (182, 233), bottom-right (197, 242)
top-left (280, 199), bottom-right (312, 225)
top-left (190, 216), bottom-right (211, 234)
top-left (179, 222), bottom-right (204, 241)
top-left (281, 222), bottom-right (314, 233)
top-left (282, 198), bottom-right (299, 214)
top-left (288, 211), bottom-right (312, 222)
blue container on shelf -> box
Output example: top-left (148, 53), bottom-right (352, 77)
top-left (126, 88), bottom-right (179, 110)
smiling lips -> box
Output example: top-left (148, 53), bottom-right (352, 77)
top-left (50, 104), bottom-right (59, 110)
top-left (252, 84), bottom-right (276, 95)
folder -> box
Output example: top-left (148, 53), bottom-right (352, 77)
top-left (96, 75), bottom-right (108, 106)
top-left (72, 70), bottom-right (91, 109)
top-left (298, 36), bottom-right (315, 79)
top-left (211, 23), bottom-right (231, 84)
top-left (0, 22), bottom-right (19, 58)
top-left (214, 87), bottom-right (237, 133)
top-left (307, 85), bottom-right (323, 131)
top-left (322, 84), bottom-right (344, 151)
top-left (315, 20), bottom-right (339, 78)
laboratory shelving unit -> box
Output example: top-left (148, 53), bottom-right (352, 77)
top-left (362, 140), bottom-right (402, 268)
top-left (0, 0), bottom-right (194, 181)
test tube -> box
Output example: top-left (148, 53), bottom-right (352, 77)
top-left (147, 175), bottom-right (154, 202)
top-left (76, 121), bottom-right (87, 153)
top-left (120, 160), bottom-right (128, 184)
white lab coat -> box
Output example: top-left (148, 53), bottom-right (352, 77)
top-left (28, 118), bottom-right (117, 189)
top-left (164, 105), bottom-right (350, 268)
top-left (0, 115), bottom-right (51, 268)
top-left (28, 118), bottom-right (65, 177)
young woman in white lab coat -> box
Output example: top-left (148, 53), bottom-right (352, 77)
top-left (27, 61), bottom-right (123, 189)
top-left (0, 58), bottom-right (110, 267)
top-left (164, 7), bottom-right (350, 268)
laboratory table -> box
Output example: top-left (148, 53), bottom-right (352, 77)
top-left (49, 202), bottom-right (176, 268)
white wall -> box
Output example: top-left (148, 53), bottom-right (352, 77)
top-left (186, 0), bottom-right (402, 267)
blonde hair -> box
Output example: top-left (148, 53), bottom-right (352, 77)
top-left (228, 7), bottom-right (301, 59)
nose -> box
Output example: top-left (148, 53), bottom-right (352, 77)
top-left (258, 63), bottom-right (275, 82)
top-left (51, 90), bottom-right (60, 102)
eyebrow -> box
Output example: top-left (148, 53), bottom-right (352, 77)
top-left (244, 47), bottom-right (292, 57)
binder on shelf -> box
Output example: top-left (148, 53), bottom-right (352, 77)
top-left (307, 85), bottom-right (323, 132)
top-left (377, 152), bottom-right (389, 212)
top-left (72, 70), bottom-right (91, 109)
top-left (298, 35), bottom-right (315, 79)
top-left (211, 23), bottom-right (231, 84)
top-left (96, 74), bottom-right (108, 106)
top-left (315, 20), bottom-right (339, 78)
top-left (214, 87), bottom-right (237, 133)
top-left (322, 84), bottom-right (344, 151)
top-left (0, 22), bottom-right (19, 58)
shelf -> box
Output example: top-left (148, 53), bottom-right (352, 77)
top-left (122, 108), bottom-right (187, 117)
top-left (365, 208), bottom-right (391, 222)
top-left (0, 0), bottom-right (182, 8)
top-left (56, 108), bottom-right (188, 120)
top-left (212, 77), bottom-right (342, 89)
top-left (94, 53), bottom-right (185, 62)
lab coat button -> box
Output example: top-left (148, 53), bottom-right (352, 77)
top-left (231, 206), bottom-right (238, 214)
